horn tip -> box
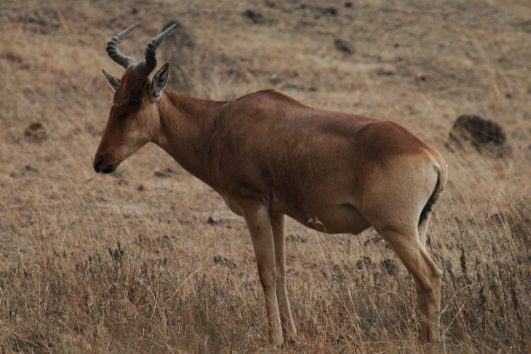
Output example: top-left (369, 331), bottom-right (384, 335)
top-left (162, 23), bottom-right (177, 35)
top-left (116, 22), bottom-right (141, 39)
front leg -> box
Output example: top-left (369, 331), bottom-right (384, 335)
top-left (241, 202), bottom-right (283, 347)
top-left (271, 213), bottom-right (297, 339)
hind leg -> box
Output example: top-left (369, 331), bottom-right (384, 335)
top-left (360, 155), bottom-right (443, 341)
top-left (376, 225), bottom-right (442, 342)
top-left (418, 213), bottom-right (431, 247)
top-left (416, 213), bottom-right (442, 342)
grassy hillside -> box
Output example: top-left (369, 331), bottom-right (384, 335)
top-left (0, 0), bottom-right (529, 352)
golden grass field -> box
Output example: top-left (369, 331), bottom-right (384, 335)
top-left (0, 0), bottom-right (530, 352)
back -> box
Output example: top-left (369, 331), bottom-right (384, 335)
top-left (206, 90), bottom-right (430, 218)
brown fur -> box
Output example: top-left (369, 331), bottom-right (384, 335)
top-left (95, 69), bottom-right (448, 346)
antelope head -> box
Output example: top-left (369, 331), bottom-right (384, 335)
top-left (94, 23), bottom-right (175, 174)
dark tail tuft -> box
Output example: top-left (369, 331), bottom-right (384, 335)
top-left (419, 174), bottom-right (440, 226)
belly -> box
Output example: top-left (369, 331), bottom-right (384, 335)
top-left (275, 199), bottom-right (371, 235)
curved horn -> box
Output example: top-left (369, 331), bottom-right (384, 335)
top-left (106, 22), bottom-right (139, 69)
top-left (133, 24), bottom-right (176, 79)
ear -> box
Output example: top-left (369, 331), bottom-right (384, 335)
top-left (150, 63), bottom-right (170, 102)
top-left (102, 69), bottom-right (120, 92)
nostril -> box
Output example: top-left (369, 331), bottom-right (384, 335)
top-left (93, 156), bottom-right (104, 172)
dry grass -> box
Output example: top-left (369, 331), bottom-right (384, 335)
top-left (0, 0), bottom-right (530, 352)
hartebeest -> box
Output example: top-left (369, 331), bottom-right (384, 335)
top-left (94, 24), bottom-right (448, 346)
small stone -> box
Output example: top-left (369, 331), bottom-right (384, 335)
top-left (281, 82), bottom-right (305, 91)
top-left (382, 259), bottom-right (397, 275)
top-left (137, 185), bottom-right (145, 191)
top-left (243, 9), bottom-right (265, 24)
top-left (356, 256), bottom-right (373, 270)
top-left (227, 67), bottom-right (239, 77)
top-left (321, 7), bottom-right (337, 16)
top-left (414, 72), bottom-right (429, 81)
top-left (154, 168), bottom-right (175, 177)
top-left (286, 234), bottom-right (306, 243)
top-left (24, 122), bottom-right (48, 142)
top-left (364, 233), bottom-right (383, 246)
top-left (376, 68), bottom-right (395, 76)
top-left (269, 73), bottom-right (281, 85)
top-left (207, 216), bottom-right (218, 225)
top-left (84, 122), bottom-right (100, 136)
top-left (334, 38), bottom-right (352, 54)
top-left (24, 164), bottom-right (38, 172)
top-left (213, 255), bottom-right (237, 268)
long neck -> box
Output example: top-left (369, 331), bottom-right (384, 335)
top-left (154, 92), bottom-right (224, 185)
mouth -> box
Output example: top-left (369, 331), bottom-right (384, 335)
top-left (94, 156), bottom-right (117, 174)
top-left (101, 164), bottom-right (116, 174)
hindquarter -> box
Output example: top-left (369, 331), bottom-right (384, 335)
top-left (358, 152), bottom-right (439, 232)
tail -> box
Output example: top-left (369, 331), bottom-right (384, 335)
top-left (419, 154), bottom-right (448, 226)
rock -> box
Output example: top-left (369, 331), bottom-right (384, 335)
top-left (243, 9), bottom-right (265, 25)
top-left (137, 185), bottom-right (145, 192)
top-left (24, 122), bottom-right (48, 142)
top-left (334, 38), bottom-right (352, 54)
top-left (447, 115), bottom-right (511, 158)
top-left (213, 255), bottom-right (237, 268)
